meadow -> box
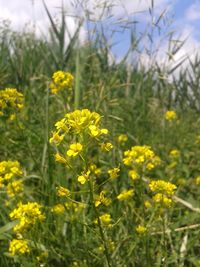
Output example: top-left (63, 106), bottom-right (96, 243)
top-left (1, 1), bottom-right (200, 266)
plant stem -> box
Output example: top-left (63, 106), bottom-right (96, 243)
top-left (88, 177), bottom-right (112, 267)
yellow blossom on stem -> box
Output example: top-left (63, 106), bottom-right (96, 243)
top-left (117, 189), bottom-right (134, 201)
top-left (49, 70), bottom-right (74, 94)
top-left (95, 191), bottom-right (111, 207)
top-left (195, 176), bottom-right (200, 185)
top-left (54, 153), bottom-right (67, 164)
top-left (165, 110), bottom-right (177, 121)
top-left (56, 186), bottom-right (70, 197)
top-left (9, 202), bottom-right (45, 233)
top-left (149, 180), bottom-right (177, 196)
top-left (49, 131), bottom-right (65, 145)
top-left (97, 213), bottom-right (112, 226)
top-left (117, 134), bottom-right (128, 143)
top-left (51, 204), bottom-right (66, 214)
top-left (108, 167), bottom-right (120, 179)
top-left (0, 88), bottom-right (24, 119)
top-left (135, 225), bottom-right (147, 234)
top-left (77, 170), bottom-right (90, 185)
top-left (9, 239), bottom-right (30, 255)
top-left (67, 143), bottom-right (83, 157)
top-left (100, 142), bottom-right (113, 152)
top-left (7, 180), bottom-right (24, 198)
top-left (123, 145), bottom-right (160, 170)
top-left (169, 149), bottom-right (180, 158)
top-left (128, 169), bottom-right (139, 181)
top-left (153, 193), bottom-right (172, 207)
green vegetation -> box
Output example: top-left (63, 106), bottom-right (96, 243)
top-left (1, 1), bottom-right (200, 266)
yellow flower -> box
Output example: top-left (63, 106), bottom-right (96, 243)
top-left (117, 134), bottom-right (128, 143)
top-left (49, 131), bottom-right (65, 145)
top-left (123, 145), bottom-right (160, 170)
top-left (117, 189), bottom-right (134, 201)
top-left (7, 180), bottom-right (24, 198)
top-left (67, 143), bottom-right (83, 157)
top-left (149, 180), bottom-right (177, 196)
top-left (135, 225), bottom-right (147, 234)
top-left (165, 110), bottom-right (177, 121)
top-left (10, 202), bottom-right (45, 233)
top-left (9, 114), bottom-right (16, 121)
top-left (144, 200), bottom-right (152, 209)
top-left (169, 149), bottom-right (180, 158)
top-left (128, 169), bottom-right (139, 181)
top-left (95, 191), bottom-right (111, 207)
top-left (195, 176), bottom-right (200, 185)
top-left (100, 142), bottom-right (113, 152)
top-left (9, 239), bottom-right (30, 255)
top-left (99, 213), bottom-right (112, 226)
top-left (0, 88), bottom-right (24, 119)
top-left (153, 193), bottom-right (172, 207)
top-left (56, 186), bottom-right (70, 197)
top-left (54, 153), bottom-right (67, 164)
top-left (51, 204), bottom-right (65, 214)
top-left (108, 167), bottom-right (120, 179)
top-left (89, 125), bottom-right (108, 138)
top-left (49, 70), bottom-right (74, 94)
top-left (77, 170), bottom-right (90, 184)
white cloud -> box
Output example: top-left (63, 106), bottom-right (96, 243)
top-left (0, 0), bottom-right (85, 44)
top-left (185, 1), bottom-right (200, 21)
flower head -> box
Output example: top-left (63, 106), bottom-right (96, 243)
top-left (165, 110), bottom-right (177, 121)
top-left (67, 143), bottom-right (83, 157)
top-left (49, 70), bottom-right (74, 94)
top-left (9, 239), bottom-right (30, 255)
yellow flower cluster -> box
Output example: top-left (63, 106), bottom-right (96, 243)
top-left (165, 110), bottom-right (177, 121)
top-left (9, 239), bottom-right (30, 256)
top-left (52, 201), bottom-right (86, 215)
top-left (0, 160), bottom-right (24, 198)
top-left (10, 202), bottom-right (45, 233)
top-left (117, 189), bottom-right (134, 201)
top-left (49, 70), bottom-right (74, 94)
top-left (95, 191), bottom-right (111, 207)
top-left (108, 167), bottom-right (120, 179)
top-left (56, 186), bottom-right (70, 197)
top-left (149, 180), bottom-right (177, 196)
top-left (50, 109), bottom-right (108, 145)
top-left (149, 180), bottom-right (177, 208)
top-left (98, 213), bottom-right (112, 226)
top-left (0, 88), bottom-right (24, 120)
top-left (123, 145), bottom-right (160, 171)
top-left (100, 142), bottom-right (113, 152)
top-left (0, 160), bottom-right (23, 182)
top-left (6, 180), bottom-right (23, 198)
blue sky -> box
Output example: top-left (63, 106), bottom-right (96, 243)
top-left (0, 0), bottom-right (199, 70)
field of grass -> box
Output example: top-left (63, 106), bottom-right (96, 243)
top-left (1, 2), bottom-right (200, 267)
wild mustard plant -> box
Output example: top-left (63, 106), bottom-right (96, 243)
top-left (0, 88), bottom-right (24, 121)
top-left (50, 108), bottom-right (115, 266)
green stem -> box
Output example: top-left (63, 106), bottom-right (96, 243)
top-left (88, 177), bottom-right (112, 267)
